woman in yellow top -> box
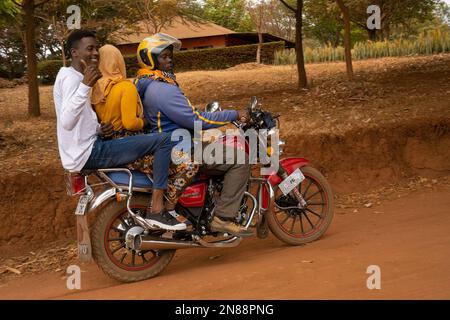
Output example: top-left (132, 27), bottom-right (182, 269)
top-left (91, 44), bottom-right (198, 223)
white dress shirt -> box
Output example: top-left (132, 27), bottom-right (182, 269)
top-left (53, 66), bottom-right (100, 172)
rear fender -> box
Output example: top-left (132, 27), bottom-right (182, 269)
top-left (88, 187), bottom-right (116, 213)
top-left (261, 157), bottom-right (309, 210)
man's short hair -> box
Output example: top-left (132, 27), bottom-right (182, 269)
top-left (66, 29), bottom-right (96, 58)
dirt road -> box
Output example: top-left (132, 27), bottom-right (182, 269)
top-left (1, 185), bottom-right (449, 300)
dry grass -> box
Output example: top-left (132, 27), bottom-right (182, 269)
top-left (275, 28), bottom-right (450, 65)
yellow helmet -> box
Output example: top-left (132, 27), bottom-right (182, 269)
top-left (137, 33), bottom-right (181, 70)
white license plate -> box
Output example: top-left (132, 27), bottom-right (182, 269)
top-left (279, 168), bottom-right (305, 195)
top-left (75, 195), bottom-right (90, 216)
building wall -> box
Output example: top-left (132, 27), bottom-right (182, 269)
top-left (117, 44), bottom-right (138, 56)
top-left (117, 35), bottom-right (228, 56)
top-left (225, 36), bottom-right (251, 47)
top-left (179, 35), bottom-right (227, 50)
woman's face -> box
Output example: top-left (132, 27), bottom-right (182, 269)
top-left (157, 47), bottom-right (174, 72)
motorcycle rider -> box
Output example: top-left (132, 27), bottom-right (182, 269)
top-left (134, 33), bottom-right (253, 237)
top-left (53, 29), bottom-right (186, 231)
top-left (91, 44), bottom-right (199, 227)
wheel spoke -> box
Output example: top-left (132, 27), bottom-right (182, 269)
top-left (131, 251), bottom-right (136, 266)
top-left (290, 215), bottom-right (297, 233)
top-left (111, 243), bottom-right (125, 255)
top-left (305, 208), bottom-right (323, 219)
top-left (307, 202), bottom-right (325, 206)
top-left (303, 211), bottom-right (315, 229)
top-left (302, 180), bottom-right (313, 198)
top-left (305, 189), bottom-right (321, 201)
top-left (141, 252), bottom-right (148, 263)
top-left (108, 237), bottom-right (125, 242)
top-left (112, 226), bottom-right (126, 234)
top-left (299, 212), bottom-right (305, 234)
top-left (119, 216), bottom-right (130, 228)
top-left (120, 252), bottom-right (128, 263)
top-left (280, 213), bottom-right (291, 226)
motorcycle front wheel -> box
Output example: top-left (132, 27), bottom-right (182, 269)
top-left (91, 194), bottom-right (176, 283)
top-left (267, 165), bottom-right (334, 245)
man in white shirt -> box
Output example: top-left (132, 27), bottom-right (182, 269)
top-left (53, 29), bottom-right (186, 231)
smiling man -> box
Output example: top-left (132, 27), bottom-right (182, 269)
top-left (53, 29), bottom-right (187, 231)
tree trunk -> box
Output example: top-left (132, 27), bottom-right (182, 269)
top-left (367, 28), bottom-right (377, 41)
top-left (295, 0), bottom-right (307, 89)
top-left (336, 0), bottom-right (353, 80)
top-left (23, 0), bottom-right (40, 117)
top-left (60, 39), bottom-right (67, 67)
top-left (256, 32), bottom-right (263, 64)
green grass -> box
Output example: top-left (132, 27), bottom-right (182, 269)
top-left (274, 28), bottom-right (450, 65)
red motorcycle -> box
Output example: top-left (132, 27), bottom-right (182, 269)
top-left (66, 97), bottom-right (334, 282)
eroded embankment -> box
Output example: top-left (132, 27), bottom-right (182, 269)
top-left (0, 118), bottom-right (449, 251)
top-left (284, 118), bottom-right (450, 193)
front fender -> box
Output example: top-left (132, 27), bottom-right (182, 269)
top-left (261, 157), bottom-right (309, 210)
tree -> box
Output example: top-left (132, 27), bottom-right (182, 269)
top-left (200, 0), bottom-right (253, 32)
top-left (0, 15), bottom-right (25, 79)
top-left (248, 0), bottom-right (296, 63)
top-left (248, 0), bottom-right (271, 63)
top-left (10, 0), bottom-right (51, 117)
top-left (344, 0), bottom-right (438, 40)
top-left (304, 0), bottom-right (343, 47)
top-left (335, 0), bottom-right (353, 80)
top-left (263, 0), bottom-right (296, 42)
top-left (124, 0), bottom-right (201, 34)
top-left (280, 0), bottom-right (308, 88)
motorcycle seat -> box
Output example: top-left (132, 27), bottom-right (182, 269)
top-left (105, 171), bottom-right (210, 189)
top-left (106, 170), bottom-right (153, 188)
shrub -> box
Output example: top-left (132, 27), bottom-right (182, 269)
top-left (124, 41), bottom-right (285, 75)
top-left (37, 42), bottom-right (286, 83)
top-left (37, 60), bottom-right (63, 84)
top-left (274, 28), bottom-right (450, 65)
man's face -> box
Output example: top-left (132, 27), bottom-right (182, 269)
top-left (157, 48), bottom-right (174, 72)
top-left (71, 37), bottom-right (99, 67)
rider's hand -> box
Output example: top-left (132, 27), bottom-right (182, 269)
top-left (81, 59), bottom-right (102, 87)
top-left (98, 122), bottom-right (114, 138)
top-left (237, 109), bottom-right (250, 123)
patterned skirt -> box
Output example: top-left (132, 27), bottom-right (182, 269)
top-left (112, 129), bottom-right (199, 204)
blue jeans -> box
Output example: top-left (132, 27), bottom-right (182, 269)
top-left (83, 133), bottom-right (172, 189)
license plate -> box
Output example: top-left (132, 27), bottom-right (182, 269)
top-left (279, 168), bottom-right (305, 195)
top-left (75, 195), bottom-right (90, 216)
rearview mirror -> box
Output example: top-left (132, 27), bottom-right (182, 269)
top-left (205, 101), bottom-right (222, 113)
top-left (250, 96), bottom-right (258, 111)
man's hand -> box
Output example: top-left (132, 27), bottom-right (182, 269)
top-left (98, 122), bottom-right (114, 138)
top-left (237, 109), bottom-right (250, 123)
top-left (81, 59), bottom-right (102, 87)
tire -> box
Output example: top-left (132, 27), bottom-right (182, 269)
top-left (267, 165), bottom-right (334, 246)
top-left (91, 194), bottom-right (176, 283)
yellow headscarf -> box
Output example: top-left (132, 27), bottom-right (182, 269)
top-left (91, 44), bottom-right (143, 118)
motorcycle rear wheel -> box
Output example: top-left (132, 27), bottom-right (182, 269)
top-left (91, 194), bottom-right (176, 283)
top-left (267, 165), bottom-right (334, 245)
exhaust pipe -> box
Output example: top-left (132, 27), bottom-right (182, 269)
top-left (125, 227), bottom-right (243, 251)
top-left (138, 236), bottom-right (202, 250)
